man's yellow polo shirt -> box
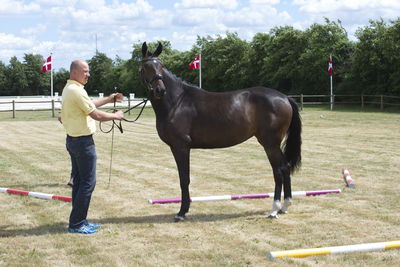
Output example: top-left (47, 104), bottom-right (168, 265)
top-left (61, 79), bottom-right (96, 137)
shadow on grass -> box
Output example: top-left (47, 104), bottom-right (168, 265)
top-left (0, 211), bottom-right (266, 237)
top-left (1, 183), bottom-right (65, 189)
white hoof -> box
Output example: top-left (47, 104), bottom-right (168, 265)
top-left (268, 200), bottom-right (281, 219)
top-left (279, 198), bottom-right (292, 214)
top-left (174, 215), bottom-right (185, 222)
top-left (268, 213), bottom-right (279, 219)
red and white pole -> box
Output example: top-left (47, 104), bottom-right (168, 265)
top-left (342, 168), bottom-right (355, 188)
top-left (0, 188), bottom-right (71, 202)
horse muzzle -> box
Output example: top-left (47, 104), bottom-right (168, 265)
top-left (154, 86), bottom-right (166, 98)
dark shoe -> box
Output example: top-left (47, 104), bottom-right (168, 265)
top-left (68, 225), bottom-right (98, 234)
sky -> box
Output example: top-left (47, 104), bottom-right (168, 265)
top-left (0, 0), bottom-right (399, 71)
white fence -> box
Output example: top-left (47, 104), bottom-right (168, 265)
top-left (0, 96), bottom-right (148, 118)
top-left (291, 94), bottom-right (400, 111)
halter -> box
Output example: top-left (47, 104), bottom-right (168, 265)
top-left (140, 57), bottom-right (164, 91)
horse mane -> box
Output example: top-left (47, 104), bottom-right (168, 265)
top-left (163, 68), bottom-right (202, 92)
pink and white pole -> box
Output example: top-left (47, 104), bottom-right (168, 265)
top-left (342, 168), bottom-right (355, 188)
top-left (148, 189), bottom-right (341, 204)
top-left (0, 187), bottom-right (71, 202)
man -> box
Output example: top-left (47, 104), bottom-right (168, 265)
top-left (61, 59), bottom-right (124, 234)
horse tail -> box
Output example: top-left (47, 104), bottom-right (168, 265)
top-left (283, 97), bottom-right (302, 174)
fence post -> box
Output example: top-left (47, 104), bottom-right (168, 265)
top-left (380, 95), bottom-right (384, 111)
top-left (51, 99), bottom-right (55, 118)
top-left (300, 94), bottom-right (304, 111)
top-left (12, 100), bottom-right (16, 118)
top-left (128, 96), bottom-right (131, 115)
top-left (361, 94), bottom-right (364, 108)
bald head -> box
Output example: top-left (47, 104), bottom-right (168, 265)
top-left (70, 60), bottom-right (90, 85)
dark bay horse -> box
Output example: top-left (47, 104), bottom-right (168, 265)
top-left (140, 42), bottom-right (302, 221)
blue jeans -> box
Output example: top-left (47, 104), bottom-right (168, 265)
top-left (66, 135), bottom-right (96, 228)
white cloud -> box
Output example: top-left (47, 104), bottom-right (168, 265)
top-left (293, 0), bottom-right (400, 16)
top-left (250, 0), bottom-right (280, 4)
top-left (174, 0), bottom-right (238, 9)
top-left (0, 33), bottom-right (33, 49)
top-left (0, 0), bottom-right (40, 14)
top-left (223, 5), bottom-right (291, 27)
top-left (172, 1), bottom-right (291, 39)
top-left (0, 33), bottom-right (36, 63)
top-left (21, 24), bottom-right (47, 36)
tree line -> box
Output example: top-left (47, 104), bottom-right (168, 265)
top-left (0, 18), bottom-right (399, 98)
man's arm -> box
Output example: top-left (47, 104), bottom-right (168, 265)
top-left (89, 109), bottom-right (124, 122)
top-left (92, 93), bottom-right (124, 108)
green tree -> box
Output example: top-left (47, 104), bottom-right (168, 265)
top-left (54, 68), bottom-right (70, 95)
top-left (23, 54), bottom-right (49, 95)
top-left (0, 61), bottom-right (9, 95)
top-left (125, 42), bottom-right (147, 98)
top-left (351, 18), bottom-right (400, 95)
top-left (246, 32), bottom-right (273, 88)
top-left (7, 57), bottom-right (28, 95)
top-left (300, 19), bottom-right (353, 95)
top-left (86, 52), bottom-right (114, 95)
top-left (196, 32), bottom-right (250, 92)
top-left (257, 26), bottom-right (307, 94)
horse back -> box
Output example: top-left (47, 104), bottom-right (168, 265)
top-left (182, 86), bottom-right (292, 148)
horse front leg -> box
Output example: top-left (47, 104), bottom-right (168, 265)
top-left (170, 146), bottom-right (191, 222)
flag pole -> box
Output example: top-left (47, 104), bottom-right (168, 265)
top-left (330, 54), bottom-right (333, 110)
top-left (199, 52), bottom-right (202, 88)
top-left (50, 53), bottom-right (53, 99)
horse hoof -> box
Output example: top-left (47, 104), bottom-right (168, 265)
top-left (268, 214), bottom-right (279, 219)
top-left (278, 210), bottom-right (287, 214)
top-left (174, 215), bottom-right (185, 222)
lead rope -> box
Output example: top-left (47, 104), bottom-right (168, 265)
top-left (102, 92), bottom-right (148, 188)
top-left (108, 90), bottom-right (117, 188)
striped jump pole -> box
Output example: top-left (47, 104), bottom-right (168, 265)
top-left (268, 240), bottom-right (400, 259)
top-left (0, 187), bottom-right (71, 202)
top-left (148, 189), bottom-right (341, 204)
top-left (343, 168), bottom-right (355, 188)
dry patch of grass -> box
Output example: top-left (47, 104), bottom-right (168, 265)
top-left (1, 108), bottom-right (400, 266)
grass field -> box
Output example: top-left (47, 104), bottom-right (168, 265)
top-left (0, 107), bottom-right (399, 266)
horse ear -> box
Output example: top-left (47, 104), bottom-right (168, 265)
top-left (153, 42), bottom-right (163, 57)
top-left (142, 42), bottom-right (148, 58)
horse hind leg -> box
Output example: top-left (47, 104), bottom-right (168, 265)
top-left (259, 138), bottom-right (292, 218)
top-left (269, 167), bottom-right (293, 217)
top-left (279, 164), bottom-right (292, 214)
top-left (268, 164), bottom-right (285, 219)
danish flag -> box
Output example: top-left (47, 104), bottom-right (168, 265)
top-left (189, 55), bottom-right (200, 70)
top-left (328, 56), bottom-right (333, 76)
top-left (42, 55), bottom-right (52, 72)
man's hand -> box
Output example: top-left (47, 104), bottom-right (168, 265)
top-left (114, 110), bottom-right (124, 120)
top-left (110, 93), bottom-right (124, 103)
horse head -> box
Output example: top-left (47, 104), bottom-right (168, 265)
top-left (140, 42), bottom-right (166, 99)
